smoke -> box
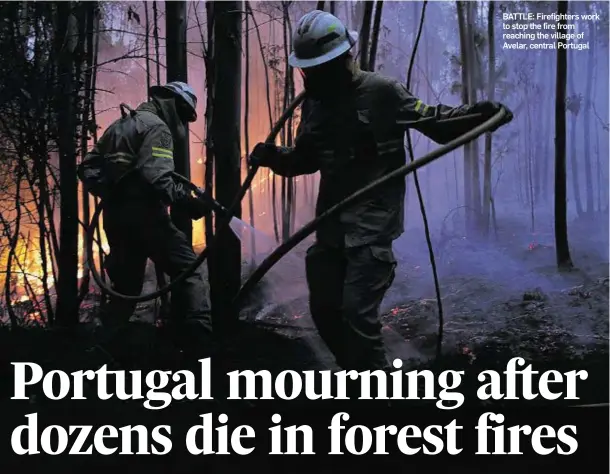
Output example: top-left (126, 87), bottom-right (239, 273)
top-left (91, 1), bottom-right (608, 343)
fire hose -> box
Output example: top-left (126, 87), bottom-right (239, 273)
top-left (87, 106), bottom-right (505, 307)
top-left (86, 91), bottom-right (306, 302)
top-left (233, 108), bottom-right (507, 309)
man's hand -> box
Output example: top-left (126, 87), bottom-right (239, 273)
top-left (185, 195), bottom-right (212, 220)
top-left (248, 142), bottom-right (279, 168)
top-left (472, 101), bottom-right (513, 131)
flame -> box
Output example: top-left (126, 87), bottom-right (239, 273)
top-left (1, 4), bottom-right (315, 321)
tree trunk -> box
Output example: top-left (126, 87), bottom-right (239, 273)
top-left (456, 1), bottom-right (472, 232)
top-left (204, 0), bottom-right (215, 272)
top-left (582, 18), bottom-right (595, 216)
top-left (244, 2), bottom-right (256, 263)
top-left (554, 0), bottom-right (573, 271)
top-left (165, 0), bottom-right (192, 244)
top-left (368, 1), bottom-right (383, 71)
top-left (209, 1), bottom-right (242, 330)
top-left (358, 1), bottom-right (374, 71)
top-left (54, 2), bottom-right (80, 326)
top-left (567, 55), bottom-right (583, 217)
top-left (465, 2), bottom-right (481, 228)
top-left (153, 1), bottom-right (161, 83)
top-left (77, 2), bottom-right (97, 304)
top-left (482, 0), bottom-right (494, 237)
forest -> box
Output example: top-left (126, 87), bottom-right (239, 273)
top-left (0, 2), bottom-right (608, 465)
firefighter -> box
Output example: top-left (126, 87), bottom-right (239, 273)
top-left (249, 11), bottom-right (513, 370)
top-left (79, 81), bottom-right (213, 350)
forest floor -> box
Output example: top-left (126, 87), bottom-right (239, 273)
top-left (0, 211), bottom-right (608, 472)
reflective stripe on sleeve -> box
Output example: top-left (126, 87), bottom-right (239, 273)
top-left (414, 99), bottom-right (431, 115)
top-left (151, 147), bottom-right (173, 159)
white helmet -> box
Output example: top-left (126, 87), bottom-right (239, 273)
top-left (289, 10), bottom-right (358, 69)
top-left (149, 81), bottom-right (198, 121)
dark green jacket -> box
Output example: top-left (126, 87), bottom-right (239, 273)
top-left (266, 70), bottom-right (487, 247)
top-left (79, 102), bottom-right (188, 205)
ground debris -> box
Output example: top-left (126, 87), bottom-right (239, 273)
top-left (522, 287), bottom-right (547, 302)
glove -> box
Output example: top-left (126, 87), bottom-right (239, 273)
top-left (248, 142), bottom-right (279, 168)
top-left (185, 195), bottom-right (212, 220)
top-left (472, 101), bottom-right (513, 130)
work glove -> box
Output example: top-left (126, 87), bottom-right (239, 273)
top-left (248, 142), bottom-right (279, 168)
top-left (471, 101), bottom-right (514, 131)
top-left (185, 195), bottom-right (213, 220)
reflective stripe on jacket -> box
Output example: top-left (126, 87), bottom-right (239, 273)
top-left (78, 102), bottom-right (187, 205)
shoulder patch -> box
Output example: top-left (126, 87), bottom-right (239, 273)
top-left (159, 130), bottom-right (172, 149)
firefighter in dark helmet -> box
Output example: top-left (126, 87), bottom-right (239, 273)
top-left (249, 11), bottom-right (513, 370)
top-left (79, 81), bottom-right (213, 348)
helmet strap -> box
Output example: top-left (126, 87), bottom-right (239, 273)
top-left (347, 29), bottom-right (355, 47)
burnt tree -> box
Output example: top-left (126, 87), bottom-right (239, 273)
top-left (165, 0), bottom-right (192, 244)
top-left (209, 1), bottom-right (242, 329)
top-left (54, 2), bottom-right (80, 326)
top-left (554, 0), bottom-right (573, 271)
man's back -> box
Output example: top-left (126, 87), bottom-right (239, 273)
top-left (79, 102), bottom-right (181, 205)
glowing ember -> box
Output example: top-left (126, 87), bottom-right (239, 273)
top-left (390, 307), bottom-right (408, 316)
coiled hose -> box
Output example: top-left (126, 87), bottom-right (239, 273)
top-left (86, 91), bottom-right (305, 302)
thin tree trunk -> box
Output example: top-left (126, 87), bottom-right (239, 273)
top-left (456, 1), bottom-right (472, 232)
top-left (567, 55), bottom-right (583, 216)
top-left (204, 1), bottom-right (215, 265)
top-left (582, 18), bottom-right (595, 216)
top-left (209, 1), bottom-right (242, 329)
top-left (554, 0), bottom-right (573, 271)
top-left (54, 2), bottom-right (80, 326)
top-left (465, 2), bottom-right (481, 228)
top-left (146, 1), bottom-right (169, 320)
top-left (78, 2), bottom-right (97, 304)
top-left (165, 0), bottom-right (192, 245)
top-left (358, 1), bottom-right (374, 71)
top-left (368, 1), bottom-right (383, 71)
top-left (244, 2), bottom-right (256, 263)
top-left (482, 0), bottom-right (494, 237)
top-left (153, 1), bottom-right (161, 83)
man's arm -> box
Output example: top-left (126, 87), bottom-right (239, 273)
top-left (137, 124), bottom-right (189, 204)
top-left (392, 82), bottom-right (499, 144)
top-left (251, 99), bottom-right (323, 177)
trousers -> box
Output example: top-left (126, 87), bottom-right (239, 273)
top-left (102, 199), bottom-right (212, 333)
top-left (305, 242), bottom-right (397, 370)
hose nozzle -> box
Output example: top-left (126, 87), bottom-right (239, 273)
top-left (193, 187), bottom-right (230, 216)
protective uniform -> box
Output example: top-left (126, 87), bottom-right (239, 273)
top-left (251, 11), bottom-right (513, 370)
top-left (79, 84), bottom-right (212, 340)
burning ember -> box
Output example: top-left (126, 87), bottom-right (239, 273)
top-left (390, 306), bottom-right (409, 317)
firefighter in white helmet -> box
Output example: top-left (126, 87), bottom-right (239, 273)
top-left (250, 10), bottom-right (513, 370)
